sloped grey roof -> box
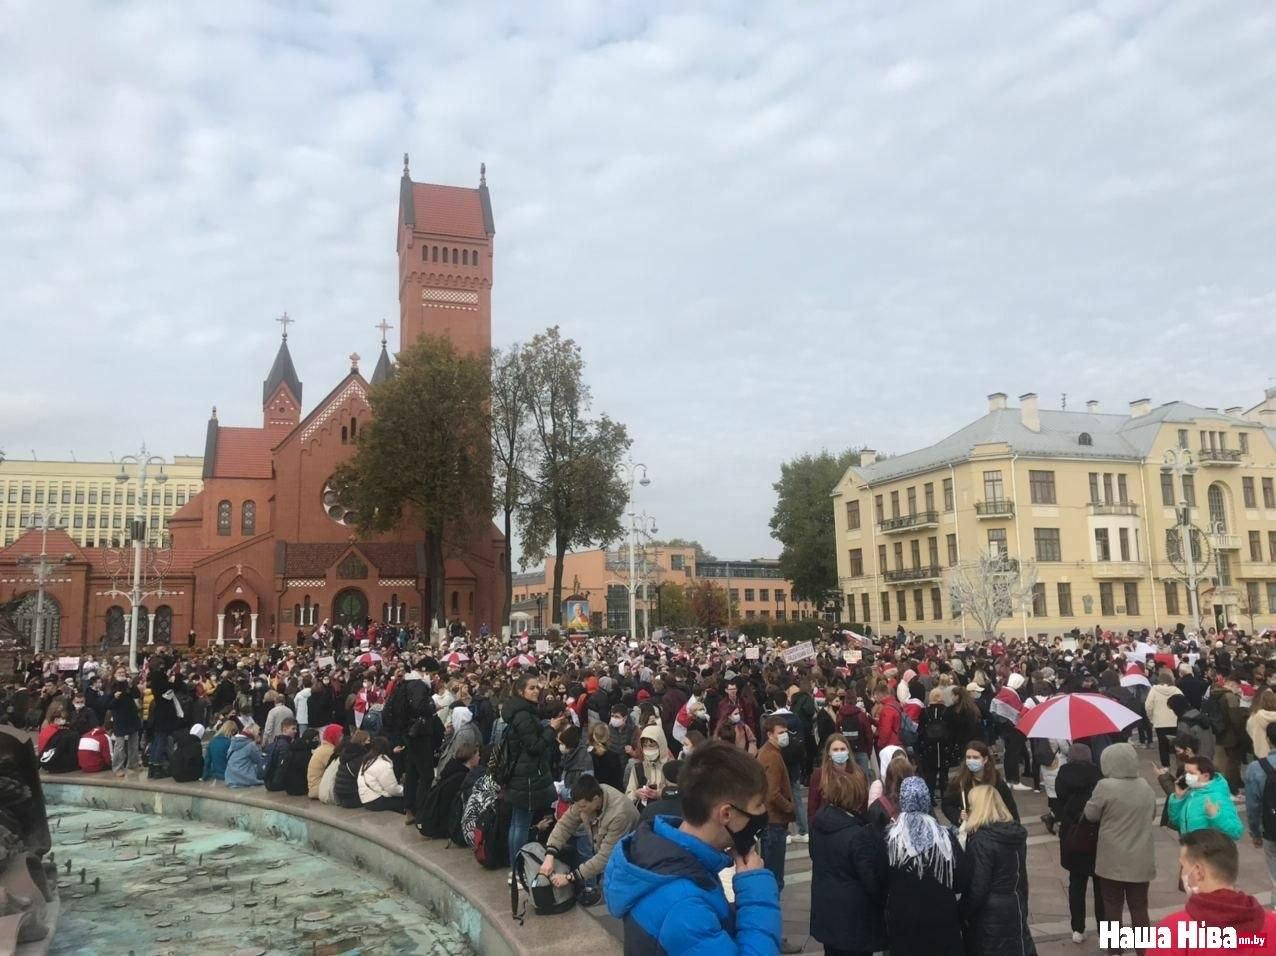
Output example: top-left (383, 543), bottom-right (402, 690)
top-left (370, 343), bottom-right (393, 386)
top-left (262, 337), bottom-right (303, 405)
top-left (851, 401), bottom-right (1264, 485)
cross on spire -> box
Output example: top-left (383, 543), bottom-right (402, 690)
top-left (349, 352), bottom-right (361, 371)
top-left (276, 312), bottom-right (294, 340)
top-left (375, 319), bottom-right (393, 345)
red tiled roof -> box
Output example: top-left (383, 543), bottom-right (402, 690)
top-left (167, 495), bottom-right (203, 522)
top-left (412, 183), bottom-right (487, 239)
top-left (0, 529), bottom-right (87, 562)
top-left (213, 427), bottom-right (275, 479)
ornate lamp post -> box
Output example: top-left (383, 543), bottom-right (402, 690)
top-left (617, 456), bottom-right (651, 638)
top-left (107, 446), bottom-right (169, 671)
top-left (1162, 447), bottom-right (1202, 631)
top-left (16, 509), bottom-right (71, 654)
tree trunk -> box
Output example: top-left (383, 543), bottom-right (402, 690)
top-left (552, 536), bottom-right (566, 625)
top-left (501, 505), bottom-right (513, 634)
top-left (426, 527), bottom-right (446, 631)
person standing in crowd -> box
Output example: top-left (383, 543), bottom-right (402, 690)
top-left (941, 740), bottom-right (1019, 826)
top-left (502, 674), bottom-right (565, 873)
top-left (960, 785), bottom-right (1035, 955)
top-left (809, 733), bottom-right (852, 820)
top-left (1168, 754), bottom-right (1244, 839)
top-left (1146, 670), bottom-right (1185, 768)
top-left (835, 691), bottom-right (874, 778)
top-left (808, 754), bottom-right (886, 956)
top-left (106, 679), bottom-right (142, 776)
top-left (716, 703), bottom-right (759, 754)
top-left (293, 677), bottom-right (312, 737)
top-left (1155, 829), bottom-right (1276, 956)
top-left (1214, 676), bottom-right (1246, 794)
top-left (867, 748), bottom-right (914, 835)
top-left (1244, 722), bottom-right (1276, 893)
top-left (884, 777), bottom-right (964, 955)
top-left (1084, 741), bottom-right (1156, 948)
top-left (1248, 689), bottom-right (1276, 761)
top-left (757, 715), bottom-right (801, 953)
top-left (604, 741), bottom-right (781, 954)
top-left (1054, 742), bottom-right (1104, 944)
top-left (917, 688), bottom-right (952, 803)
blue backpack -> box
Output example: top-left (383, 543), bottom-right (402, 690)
top-left (899, 710), bottom-right (919, 749)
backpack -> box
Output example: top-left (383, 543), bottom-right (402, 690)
top-left (417, 768), bottom-right (467, 840)
top-left (923, 714), bottom-right (949, 744)
top-left (512, 842), bottom-right (577, 923)
top-left (1031, 737), bottom-right (1057, 766)
top-left (488, 723), bottom-right (517, 787)
top-left (462, 772), bottom-right (501, 848)
top-left (1204, 694), bottom-right (1228, 736)
top-left (1261, 761), bottom-right (1276, 841)
top-left (39, 729), bottom-right (80, 774)
top-left (899, 710), bottom-right (919, 749)
top-left (265, 743), bottom-right (290, 792)
top-left (471, 796), bottom-right (511, 870)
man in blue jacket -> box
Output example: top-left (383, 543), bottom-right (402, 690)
top-left (604, 740), bottom-right (781, 955)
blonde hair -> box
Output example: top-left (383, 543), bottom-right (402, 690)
top-left (964, 784), bottom-right (1013, 832)
top-left (588, 722), bottom-right (610, 754)
top-left (218, 720), bottom-right (238, 738)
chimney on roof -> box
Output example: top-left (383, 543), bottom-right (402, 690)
top-left (987, 392), bottom-right (1008, 412)
top-left (1019, 393), bottom-right (1040, 432)
top-left (860, 449), bottom-right (877, 467)
top-left (1261, 409), bottom-right (1276, 426)
top-left (1225, 406), bottom-right (1242, 416)
top-left (1129, 398), bottom-right (1151, 418)
top-left (1085, 400), bottom-right (1100, 414)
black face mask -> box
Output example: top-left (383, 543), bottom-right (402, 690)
top-left (726, 805), bottom-right (769, 857)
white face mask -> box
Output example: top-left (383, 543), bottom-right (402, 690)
top-left (642, 747), bottom-right (659, 761)
top-left (730, 713), bottom-right (741, 724)
top-left (775, 731), bottom-right (790, 749)
top-left (1184, 773), bottom-right (1202, 789)
top-left (609, 717), bottom-right (624, 728)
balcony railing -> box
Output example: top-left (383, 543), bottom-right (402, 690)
top-left (1198, 447), bottom-right (1243, 464)
top-left (1090, 501), bottom-right (1139, 516)
top-left (1091, 560), bottom-right (1149, 578)
top-left (1209, 531), bottom-right (1241, 551)
top-left (878, 510), bottom-right (940, 533)
top-left (883, 564), bottom-right (944, 583)
top-left (974, 499), bottom-right (1015, 518)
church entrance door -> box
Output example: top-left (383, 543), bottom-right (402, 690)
top-left (334, 588), bottom-right (368, 627)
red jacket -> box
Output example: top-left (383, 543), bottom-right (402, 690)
top-left (77, 728), bottom-right (112, 773)
top-left (875, 699), bottom-right (902, 750)
top-left (1155, 888), bottom-right (1276, 955)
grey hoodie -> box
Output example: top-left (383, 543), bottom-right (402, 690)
top-left (1083, 742), bottom-right (1157, 883)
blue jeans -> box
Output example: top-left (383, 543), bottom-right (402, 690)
top-left (760, 823), bottom-right (788, 893)
top-left (789, 769), bottom-right (808, 837)
top-left (149, 732), bottom-right (171, 767)
top-left (569, 831), bottom-right (596, 888)
top-left (508, 805), bottom-right (533, 873)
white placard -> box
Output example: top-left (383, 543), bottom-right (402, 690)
top-left (745, 646), bottom-right (760, 660)
top-left (315, 656), bottom-right (336, 670)
top-left (953, 643), bottom-right (967, 653)
top-left (57, 656), bottom-right (81, 671)
top-left (781, 641), bottom-right (816, 664)
top-left (535, 640), bottom-right (550, 654)
top-left (842, 650), bottom-right (862, 663)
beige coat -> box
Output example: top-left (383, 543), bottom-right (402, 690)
top-left (307, 741), bottom-right (335, 799)
top-left (1144, 683), bottom-right (1184, 730)
top-left (1084, 742), bottom-right (1158, 883)
top-left (1248, 709), bottom-right (1276, 759)
top-left (546, 784), bottom-right (640, 882)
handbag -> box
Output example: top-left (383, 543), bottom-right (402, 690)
top-left (1063, 818), bottom-right (1100, 855)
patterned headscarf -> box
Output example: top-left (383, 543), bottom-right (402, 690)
top-left (886, 777), bottom-right (954, 887)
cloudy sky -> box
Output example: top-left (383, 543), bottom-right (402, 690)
top-left (2, 1), bottom-right (1274, 562)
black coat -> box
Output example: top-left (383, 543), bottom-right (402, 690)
top-left (1054, 760), bottom-right (1102, 872)
top-left (591, 747), bottom-right (625, 791)
top-left (500, 697), bottom-right (556, 810)
top-left (885, 826), bottom-right (966, 956)
top-left (941, 775), bottom-right (1019, 827)
top-left (946, 707), bottom-right (982, 763)
top-left (960, 822), bottom-right (1036, 956)
top-left (284, 736), bottom-right (313, 797)
top-left (169, 734), bottom-right (204, 782)
top-left (808, 804), bottom-right (888, 952)
top-left (918, 703), bottom-right (953, 769)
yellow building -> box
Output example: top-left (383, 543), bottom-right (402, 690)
top-left (832, 392), bottom-right (1276, 638)
top-left (0, 455), bottom-right (204, 548)
top-left (512, 546), bottom-right (822, 633)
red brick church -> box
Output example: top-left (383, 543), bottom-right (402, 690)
top-left (0, 158), bottom-right (506, 650)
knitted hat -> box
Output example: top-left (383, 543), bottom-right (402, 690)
top-left (321, 723), bottom-right (343, 746)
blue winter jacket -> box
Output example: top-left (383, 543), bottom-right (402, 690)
top-left (224, 735), bottom-right (264, 788)
top-left (202, 735), bottom-right (231, 781)
top-left (604, 815), bottom-right (780, 956)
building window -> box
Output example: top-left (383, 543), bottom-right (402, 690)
top-left (1246, 582), bottom-right (1261, 618)
top-left (1034, 528), bottom-right (1061, 562)
top-left (1270, 531), bottom-right (1276, 562)
top-left (906, 487), bottom-right (917, 515)
top-left (928, 536), bottom-right (939, 567)
top-left (896, 591), bottom-right (907, 621)
top-left (1100, 582), bottom-right (1115, 616)
top-left (1057, 582), bottom-right (1074, 616)
top-left (1123, 582), bottom-right (1140, 616)
top-left (847, 500), bottom-right (860, 530)
top-left (983, 470), bottom-right (1005, 503)
top-left (126, 488), bottom-right (135, 505)
top-left (878, 544), bottom-right (887, 572)
top-left (861, 593), bottom-right (870, 622)
top-left (847, 595), bottom-right (857, 622)
top-left (1243, 477), bottom-right (1257, 509)
top-left (1078, 432), bottom-right (1092, 446)
top-left (1089, 473), bottom-right (1100, 504)
top-left (1032, 583), bottom-right (1046, 616)
top-left (744, 588), bottom-right (755, 602)
top-left (1218, 553), bottom-right (1232, 586)
top-left (670, 554), bottom-right (685, 571)
top-left (1240, 432), bottom-right (1249, 455)
top-left (930, 587), bottom-right (942, 619)
top-left (913, 588), bottom-right (924, 619)
top-left (776, 590), bottom-right (786, 603)
top-left (987, 528), bottom-right (1007, 557)
top-left (943, 477), bottom-right (954, 512)
top-left (1268, 583), bottom-right (1276, 615)
top-left (217, 500), bottom-right (231, 535)
top-left (890, 491), bottom-right (900, 518)
top-left (175, 491), bottom-right (185, 506)
top-left (775, 610), bottom-right (786, 621)
top-left (1250, 531), bottom-right (1263, 562)
top-left (1178, 429), bottom-right (1189, 449)
top-left (1029, 470), bottom-right (1056, 504)
top-left (1094, 528), bottom-right (1111, 561)
top-left (1117, 527), bottom-right (1130, 561)
top-left (163, 490), bottom-right (173, 506)
top-left (924, 482), bottom-right (935, 512)
top-left (241, 500), bottom-right (256, 536)
top-left (432, 245), bottom-right (439, 262)
top-left (74, 488), bottom-right (84, 504)
top-left (1117, 474), bottom-right (1128, 503)
top-left (1164, 581), bottom-right (1180, 616)
top-left (910, 540), bottom-right (921, 568)
top-left (893, 542), bottom-right (904, 569)
top-left (759, 588), bottom-right (769, 601)
top-left (151, 491), bottom-right (160, 506)
top-left (1182, 475), bottom-right (1196, 507)
top-left (874, 495), bottom-right (884, 524)
top-left (1161, 471), bottom-right (1175, 506)
top-left (1263, 478), bottom-right (1275, 510)
top-left (946, 533), bottom-right (958, 566)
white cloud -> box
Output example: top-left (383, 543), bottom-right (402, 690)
top-left (1, 0), bottom-right (1274, 560)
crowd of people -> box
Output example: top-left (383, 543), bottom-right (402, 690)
top-left (8, 616), bottom-right (1276, 955)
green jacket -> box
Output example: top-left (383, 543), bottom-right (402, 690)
top-left (1167, 773), bottom-right (1243, 839)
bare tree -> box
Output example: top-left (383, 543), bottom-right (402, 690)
top-left (947, 551), bottom-right (1039, 638)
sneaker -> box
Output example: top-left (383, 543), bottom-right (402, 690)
top-left (1072, 931), bottom-right (1084, 944)
top-left (794, 833), bottom-right (809, 843)
top-left (779, 939), bottom-right (803, 954)
top-left (785, 834), bottom-right (794, 845)
top-left (1011, 782), bottom-right (1033, 792)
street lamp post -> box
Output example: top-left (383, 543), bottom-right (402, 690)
top-left (17, 509), bottom-right (71, 654)
top-left (626, 511), bottom-right (657, 639)
top-left (618, 456), bottom-right (650, 638)
top-left (112, 446), bottom-right (169, 672)
top-left (1162, 447), bottom-right (1201, 631)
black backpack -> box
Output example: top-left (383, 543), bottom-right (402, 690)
top-left (1204, 694), bottom-right (1228, 736)
top-left (417, 767), bottom-right (467, 840)
top-left (40, 729), bottom-right (80, 774)
top-left (472, 796), bottom-right (511, 870)
top-left (923, 713), bottom-right (950, 744)
top-left (1260, 761), bottom-right (1276, 841)
top-left (334, 754), bottom-right (364, 809)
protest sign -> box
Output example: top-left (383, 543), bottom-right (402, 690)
top-left (535, 639), bottom-right (550, 654)
top-left (57, 656), bottom-right (81, 671)
top-left (781, 641), bottom-right (816, 664)
top-left (315, 655), bottom-right (336, 670)
top-left (745, 646), bottom-right (760, 660)
top-left (842, 650), bottom-right (862, 663)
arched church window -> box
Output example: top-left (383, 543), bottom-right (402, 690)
top-left (451, 248), bottom-right (458, 264)
top-left (432, 246), bottom-right (439, 262)
top-left (217, 500), bottom-right (231, 536)
top-left (350, 417), bottom-right (357, 439)
top-left (241, 500), bottom-right (256, 535)
top-left (451, 590), bottom-right (459, 613)
top-left (341, 426), bottom-right (348, 444)
top-left (422, 246), bottom-right (428, 262)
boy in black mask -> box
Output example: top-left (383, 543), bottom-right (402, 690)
top-left (604, 740), bottom-right (782, 954)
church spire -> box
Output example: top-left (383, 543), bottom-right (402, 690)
top-left (371, 319), bottom-right (394, 386)
top-left (262, 314), bottom-right (303, 431)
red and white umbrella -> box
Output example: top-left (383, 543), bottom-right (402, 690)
top-left (506, 653), bottom-right (538, 669)
top-left (1015, 693), bottom-right (1141, 740)
top-left (989, 687), bottom-right (1024, 725)
top-left (1120, 663), bottom-right (1150, 689)
top-left (356, 651), bottom-right (383, 666)
top-left (444, 651), bottom-right (470, 667)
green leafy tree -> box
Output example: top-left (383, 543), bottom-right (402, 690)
top-left (688, 579), bottom-right (729, 628)
top-left (769, 448), bottom-right (862, 609)
top-left (655, 581), bottom-right (693, 629)
top-left (331, 335), bottom-right (491, 630)
top-left (518, 327), bottom-right (630, 623)
top-left (491, 343), bottom-right (530, 632)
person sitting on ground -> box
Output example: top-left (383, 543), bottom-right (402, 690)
top-left (168, 723), bottom-right (205, 783)
top-left (1155, 828), bottom-right (1276, 955)
top-left (263, 717), bottom-right (299, 791)
top-left (283, 727), bottom-right (316, 797)
top-left (357, 735), bottom-right (406, 812)
top-left (307, 723), bottom-right (343, 799)
top-left (202, 720), bottom-right (236, 781)
top-left (225, 725), bottom-right (265, 788)
top-left (333, 730), bottom-right (371, 809)
top-left (76, 715), bottom-right (113, 774)
top-left (604, 741), bottom-right (781, 952)
top-left (539, 773), bottom-right (640, 903)
top-left (640, 759), bottom-right (684, 822)
top-left (417, 741), bottom-right (480, 839)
